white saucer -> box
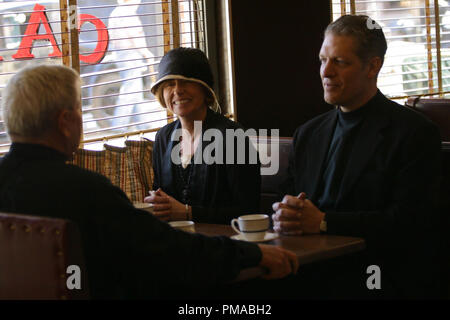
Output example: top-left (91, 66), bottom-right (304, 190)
top-left (133, 202), bottom-right (154, 213)
top-left (231, 232), bottom-right (279, 242)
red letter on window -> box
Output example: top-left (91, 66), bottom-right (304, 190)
top-left (78, 14), bottom-right (109, 64)
top-left (12, 4), bottom-right (62, 59)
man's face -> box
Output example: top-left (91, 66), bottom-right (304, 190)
top-left (71, 103), bottom-right (83, 151)
top-left (65, 85), bottom-right (83, 155)
top-left (319, 34), bottom-right (373, 110)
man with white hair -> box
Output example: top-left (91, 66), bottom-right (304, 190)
top-left (0, 64), bottom-right (298, 299)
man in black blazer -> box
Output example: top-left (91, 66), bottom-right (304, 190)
top-left (272, 15), bottom-right (443, 298)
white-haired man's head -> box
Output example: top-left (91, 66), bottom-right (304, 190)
top-left (2, 64), bottom-right (83, 156)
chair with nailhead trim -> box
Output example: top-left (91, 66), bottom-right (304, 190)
top-left (0, 212), bottom-right (89, 300)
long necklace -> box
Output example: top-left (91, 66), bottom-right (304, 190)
top-left (177, 162), bottom-right (192, 203)
top-left (176, 128), bottom-right (202, 203)
top-left (177, 137), bottom-right (194, 204)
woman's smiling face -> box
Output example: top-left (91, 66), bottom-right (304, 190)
top-left (162, 79), bottom-right (207, 118)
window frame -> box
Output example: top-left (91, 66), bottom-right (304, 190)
top-left (0, 0), bottom-right (212, 152)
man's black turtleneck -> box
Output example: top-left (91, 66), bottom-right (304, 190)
top-left (317, 94), bottom-right (376, 210)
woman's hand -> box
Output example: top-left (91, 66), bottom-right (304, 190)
top-left (144, 188), bottom-right (188, 221)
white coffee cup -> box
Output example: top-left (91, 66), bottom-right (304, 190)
top-left (231, 214), bottom-right (269, 241)
top-left (169, 220), bottom-right (196, 233)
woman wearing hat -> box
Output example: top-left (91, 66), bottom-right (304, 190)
top-left (144, 47), bottom-right (260, 224)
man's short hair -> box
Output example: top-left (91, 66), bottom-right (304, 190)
top-left (325, 15), bottom-right (387, 64)
top-left (2, 64), bottom-right (80, 137)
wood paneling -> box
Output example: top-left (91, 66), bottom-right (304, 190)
top-left (229, 0), bottom-right (333, 136)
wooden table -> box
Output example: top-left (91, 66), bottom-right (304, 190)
top-left (196, 223), bottom-right (366, 281)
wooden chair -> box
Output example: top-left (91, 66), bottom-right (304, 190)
top-left (0, 212), bottom-right (89, 300)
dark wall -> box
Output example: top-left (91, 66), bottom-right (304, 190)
top-left (230, 0), bottom-right (333, 137)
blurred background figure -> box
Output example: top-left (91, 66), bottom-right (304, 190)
top-left (108, 0), bottom-right (155, 130)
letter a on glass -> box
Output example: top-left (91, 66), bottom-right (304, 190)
top-left (13, 4), bottom-right (62, 59)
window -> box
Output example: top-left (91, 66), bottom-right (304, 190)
top-left (0, 0), bottom-right (207, 153)
top-left (332, 0), bottom-right (450, 103)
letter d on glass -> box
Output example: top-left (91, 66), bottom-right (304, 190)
top-left (66, 265), bottom-right (81, 290)
top-left (366, 265), bottom-right (381, 290)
